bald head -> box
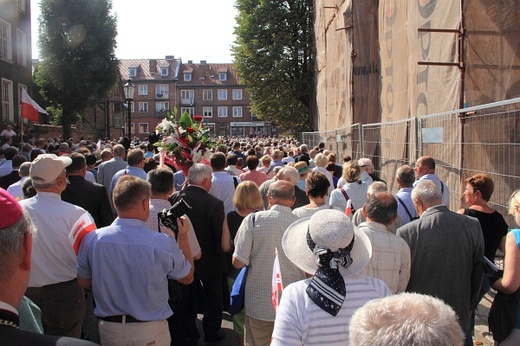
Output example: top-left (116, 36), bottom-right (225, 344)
top-left (267, 180), bottom-right (295, 208)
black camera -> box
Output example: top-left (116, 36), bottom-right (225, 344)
top-left (157, 198), bottom-right (192, 236)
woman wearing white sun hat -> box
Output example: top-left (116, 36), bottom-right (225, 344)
top-left (271, 209), bottom-right (391, 346)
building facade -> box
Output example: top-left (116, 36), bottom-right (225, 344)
top-left (119, 57), bottom-right (263, 139)
top-left (0, 0), bottom-right (32, 127)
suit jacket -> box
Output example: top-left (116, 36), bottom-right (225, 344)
top-left (61, 175), bottom-right (114, 227)
top-left (397, 205), bottom-right (484, 332)
top-left (0, 170), bottom-right (20, 189)
top-left (0, 308), bottom-right (95, 346)
top-left (170, 185), bottom-right (226, 279)
top-left (293, 186), bottom-right (309, 210)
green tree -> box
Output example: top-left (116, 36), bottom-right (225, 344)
top-left (233, 0), bottom-right (315, 133)
top-left (34, 0), bottom-right (119, 139)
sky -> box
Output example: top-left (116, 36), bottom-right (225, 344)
top-left (30, 0), bottom-right (238, 63)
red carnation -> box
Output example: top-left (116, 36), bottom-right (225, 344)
top-left (186, 127), bottom-right (195, 133)
top-left (194, 115), bottom-right (203, 122)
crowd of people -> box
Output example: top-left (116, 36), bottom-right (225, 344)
top-left (0, 125), bottom-right (519, 346)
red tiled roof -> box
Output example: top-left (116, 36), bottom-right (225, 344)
top-left (119, 58), bottom-right (181, 81)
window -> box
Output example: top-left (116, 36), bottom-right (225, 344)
top-left (156, 101), bottom-right (169, 112)
top-left (180, 90), bottom-right (194, 100)
top-left (219, 72), bottom-right (227, 81)
top-left (203, 89), bottom-right (213, 100)
top-left (129, 68), bottom-right (137, 77)
top-left (138, 102), bottom-right (148, 113)
top-left (218, 107), bottom-right (228, 118)
top-left (2, 79), bottom-right (13, 121)
top-left (139, 123), bottom-right (149, 134)
top-left (155, 84), bottom-right (169, 98)
top-left (217, 89), bottom-right (227, 100)
top-left (184, 73), bottom-right (192, 81)
top-left (233, 106), bottom-right (243, 118)
top-left (16, 30), bottom-right (26, 66)
top-left (180, 90), bottom-right (194, 105)
top-left (232, 89), bottom-right (243, 100)
top-left (17, 0), bottom-right (26, 12)
top-left (180, 107), bottom-right (194, 116)
top-left (0, 20), bottom-right (12, 61)
top-left (138, 85), bottom-right (148, 95)
top-left (161, 67), bottom-right (169, 76)
top-left (203, 107), bottom-right (213, 118)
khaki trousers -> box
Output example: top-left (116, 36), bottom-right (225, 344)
top-left (244, 315), bottom-right (274, 346)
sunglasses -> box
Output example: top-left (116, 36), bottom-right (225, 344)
top-left (468, 177), bottom-right (480, 191)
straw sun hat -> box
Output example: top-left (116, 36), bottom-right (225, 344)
top-left (282, 209), bottom-right (372, 276)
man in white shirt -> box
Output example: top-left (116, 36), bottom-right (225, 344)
top-left (6, 161), bottom-right (31, 199)
top-left (413, 156), bottom-right (450, 207)
top-left (20, 154), bottom-right (96, 337)
top-left (209, 152), bottom-right (240, 214)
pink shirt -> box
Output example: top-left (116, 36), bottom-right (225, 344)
top-left (239, 169), bottom-right (269, 187)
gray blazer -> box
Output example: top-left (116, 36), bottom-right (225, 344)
top-left (397, 205), bottom-right (485, 332)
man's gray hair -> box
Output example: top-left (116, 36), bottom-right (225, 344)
top-left (397, 165), bottom-right (415, 187)
top-left (276, 166), bottom-right (299, 186)
top-left (411, 180), bottom-right (442, 206)
top-left (32, 177), bottom-right (59, 189)
top-left (187, 163), bottom-right (212, 185)
top-left (0, 211), bottom-right (33, 279)
top-left (350, 292), bottom-right (464, 346)
top-left (113, 144), bottom-right (126, 158)
top-left (367, 181), bottom-right (387, 197)
top-left (19, 162), bottom-right (31, 177)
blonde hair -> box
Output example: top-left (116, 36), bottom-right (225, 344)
top-left (233, 181), bottom-right (263, 211)
top-left (508, 189), bottom-right (520, 215)
top-left (314, 153), bottom-right (328, 167)
top-left (342, 161), bottom-right (361, 182)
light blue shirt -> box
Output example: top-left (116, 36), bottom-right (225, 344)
top-left (110, 166), bottom-right (147, 192)
top-left (77, 218), bottom-right (191, 320)
top-left (395, 187), bottom-right (418, 224)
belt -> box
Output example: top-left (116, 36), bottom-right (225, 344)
top-left (99, 315), bottom-right (144, 323)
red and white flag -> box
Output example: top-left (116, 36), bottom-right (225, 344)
top-left (272, 248), bottom-right (284, 312)
top-left (345, 199), bottom-right (352, 217)
top-left (21, 88), bottom-right (47, 122)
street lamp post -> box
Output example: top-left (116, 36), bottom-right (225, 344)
top-left (124, 79), bottom-right (135, 140)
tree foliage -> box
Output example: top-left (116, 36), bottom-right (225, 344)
top-left (232, 0), bottom-right (316, 133)
top-left (34, 0), bottom-right (119, 139)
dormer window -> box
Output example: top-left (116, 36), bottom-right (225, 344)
top-left (161, 67), bottom-right (168, 76)
top-left (129, 68), bottom-right (137, 77)
top-left (219, 72), bottom-right (227, 81)
top-left (184, 73), bottom-right (192, 81)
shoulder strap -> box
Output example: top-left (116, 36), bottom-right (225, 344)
top-left (440, 181), bottom-right (444, 194)
top-left (395, 195), bottom-right (414, 220)
top-left (339, 187), bottom-right (356, 212)
top-left (233, 176), bottom-right (239, 189)
top-left (251, 212), bottom-right (256, 227)
top-left (339, 187), bottom-right (349, 201)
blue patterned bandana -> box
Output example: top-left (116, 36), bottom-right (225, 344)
top-left (306, 228), bottom-right (355, 316)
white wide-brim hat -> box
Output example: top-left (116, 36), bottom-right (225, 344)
top-left (282, 209), bottom-right (372, 276)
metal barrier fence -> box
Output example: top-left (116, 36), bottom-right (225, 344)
top-left (301, 97), bottom-right (520, 226)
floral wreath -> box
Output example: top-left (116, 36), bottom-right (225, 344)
top-left (154, 109), bottom-right (215, 165)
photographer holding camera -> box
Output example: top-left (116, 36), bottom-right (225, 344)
top-left (77, 175), bottom-right (194, 346)
top-left (145, 167), bottom-right (202, 345)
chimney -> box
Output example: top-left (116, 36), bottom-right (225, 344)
top-left (200, 60), bottom-right (207, 66)
top-left (187, 60), bottom-right (193, 64)
top-left (149, 59), bottom-right (157, 74)
top-left (165, 55), bottom-right (175, 60)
